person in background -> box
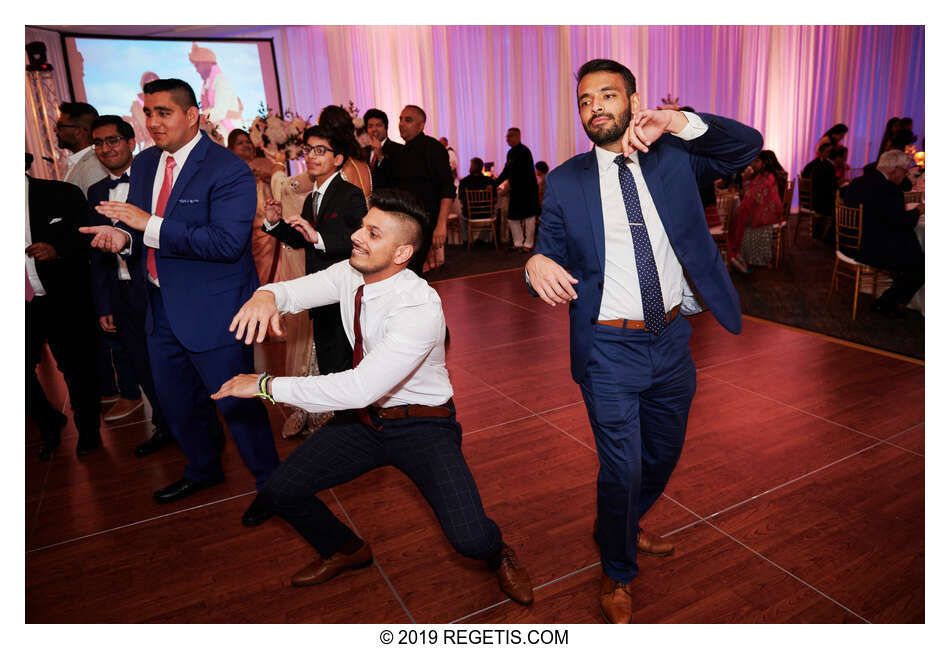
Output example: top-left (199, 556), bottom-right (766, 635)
top-left (439, 136), bottom-right (460, 179)
top-left (318, 105), bottom-right (372, 200)
top-left (830, 146), bottom-right (850, 185)
top-left (27, 154), bottom-right (103, 459)
top-left (458, 157), bottom-right (496, 245)
top-left (57, 102), bottom-right (108, 196)
top-left (364, 108), bottom-right (402, 191)
top-left (802, 142), bottom-right (838, 237)
top-left (130, 71), bottom-right (159, 152)
top-left (877, 117), bottom-right (901, 160)
top-left (229, 129), bottom-right (280, 286)
top-left (815, 123), bottom-right (848, 157)
top-left (190, 43), bottom-right (243, 138)
top-left (86, 115), bottom-right (173, 454)
top-left (535, 160), bottom-right (549, 205)
top-left (840, 150), bottom-right (923, 317)
top-left (262, 124), bottom-right (367, 438)
top-left (493, 127), bottom-right (540, 252)
top-left (728, 150), bottom-right (786, 271)
top-left (391, 104), bottom-right (455, 275)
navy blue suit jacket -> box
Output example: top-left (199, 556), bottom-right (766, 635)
top-left (87, 176), bottom-right (124, 318)
top-left (122, 133), bottom-right (259, 352)
top-left (535, 113), bottom-right (762, 383)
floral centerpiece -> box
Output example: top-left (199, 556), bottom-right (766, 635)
top-left (248, 104), bottom-right (313, 160)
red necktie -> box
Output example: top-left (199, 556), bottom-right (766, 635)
top-left (352, 284), bottom-right (379, 429)
top-left (148, 156), bottom-right (176, 281)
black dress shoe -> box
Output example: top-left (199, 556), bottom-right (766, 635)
top-left (76, 438), bottom-right (103, 457)
top-left (153, 476), bottom-right (224, 504)
top-left (134, 428), bottom-right (173, 457)
top-left (37, 412), bottom-right (68, 460)
top-left (241, 494), bottom-right (275, 527)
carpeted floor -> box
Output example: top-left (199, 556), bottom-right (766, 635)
top-left (426, 236), bottom-right (924, 360)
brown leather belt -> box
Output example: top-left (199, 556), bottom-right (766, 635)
top-left (372, 402), bottom-right (453, 420)
top-left (598, 305), bottom-right (680, 330)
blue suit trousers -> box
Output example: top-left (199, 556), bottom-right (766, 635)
top-left (146, 284), bottom-right (280, 488)
top-left (580, 315), bottom-right (696, 583)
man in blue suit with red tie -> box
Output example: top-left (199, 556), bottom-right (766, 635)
top-left (525, 59), bottom-right (761, 623)
top-left (82, 79), bottom-right (279, 525)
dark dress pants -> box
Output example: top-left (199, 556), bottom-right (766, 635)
top-left (580, 315), bottom-right (696, 584)
top-left (260, 403), bottom-right (503, 561)
top-left (26, 294), bottom-right (101, 447)
top-left (113, 279), bottom-right (168, 432)
top-left (146, 284), bottom-right (280, 488)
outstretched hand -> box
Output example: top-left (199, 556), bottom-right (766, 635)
top-left (526, 254), bottom-right (578, 306)
top-left (79, 225), bottom-right (131, 253)
top-left (284, 215), bottom-right (321, 244)
top-left (211, 373), bottom-right (261, 400)
top-left (229, 290), bottom-right (282, 344)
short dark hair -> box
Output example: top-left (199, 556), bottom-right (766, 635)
top-left (303, 124), bottom-right (348, 168)
top-left (363, 108), bottom-right (389, 130)
top-left (824, 123), bottom-right (849, 138)
top-left (576, 59), bottom-right (637, 97)
top-left (535, 160), bottom-right (549, 174)
top-left (507, 127), bottom-right (520, 135)
top-left (59, 102), bottom-right (99, 127)
top-left (368, 189), bottom-right (430, 253)
top-left (143, 78), bottom-right (198, 111)
top-left (91, 115), bottom-right (134, 141)
top-left (227, 128), bottom-right (250, 149)
top-left (404, 104), bottom-right (427, 123)
top-left (470, 157), bottom-right (484, 173)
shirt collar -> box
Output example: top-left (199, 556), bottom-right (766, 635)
top-left (594, 145), bottom-right (638, 178)
top-left (109, 167), bottom-right (131, 181)
top-left (160, 131), bottom-right (203, 168)
top-left (311, 171), bottom-right (340, 197)
top-left (361, 269), bottom-right (407, 300)
top-left (68, 145), bottom-right (94, 166)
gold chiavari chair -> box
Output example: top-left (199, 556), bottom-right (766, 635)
top-left (464, 188), bottom-right (497, 250)
top-left (826, 197), bottom-right (892, 319)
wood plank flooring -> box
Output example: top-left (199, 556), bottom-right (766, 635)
top-left (24, 268), bottom-right (924, 623)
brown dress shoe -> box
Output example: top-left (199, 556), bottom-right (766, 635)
top-left (495, 544), bottom-right (534, 605)
top-left (637, 529), bottom-right (674, 557)
top-left (599, 571), bottom-right (633, 624)
top-left (290, 542), bottom-right (373, 586)
top-left (593, 519), bottom-right (675, 557)
top-left (103, 397), bottom-right (144, 422)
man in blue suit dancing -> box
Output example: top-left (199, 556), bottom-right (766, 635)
top-left (525, 59), bottom-right (761, 623)
top-left (82, 79), bottom-right (280, 525)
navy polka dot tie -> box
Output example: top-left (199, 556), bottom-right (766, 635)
top-left (614, 154), bottom-right (667, 333)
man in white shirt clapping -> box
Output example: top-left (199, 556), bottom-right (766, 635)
top-left (213, 189), bottom-right (534, 605)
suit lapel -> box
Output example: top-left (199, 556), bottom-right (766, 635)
top-left (138, 149), bottom-right (160, 213)
top-left (162, 134), bottom-right (209, 220)
top-left (316, 175), bottom-right (341, 223)
top-left (580, 150), bottom-right (605, 274)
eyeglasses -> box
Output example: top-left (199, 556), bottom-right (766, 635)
top-left (93, 135), bottom-right (127, 148)
top-left (301, 144), bottom-right (335, 157)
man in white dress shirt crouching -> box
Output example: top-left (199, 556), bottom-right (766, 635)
top-left (213, 189), bottom-right (533, 604)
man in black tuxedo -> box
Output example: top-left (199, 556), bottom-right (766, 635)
top-left (840, 150), bottom-right (923, 316)
top-left (26, 154), bottom-right (102, 459)
top-left (263, 124), bottom-right (367, 377)
top-left (364, 109), bottom-right (402, 190)
top-left (86, 115), bottom-right (172, 456)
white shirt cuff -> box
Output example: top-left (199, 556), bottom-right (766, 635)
top-left (672, 111), bottom-right (708, 141)
top-left (119, 230), bottom-right (134, 255)
top-left (263, 219), bottom-right (280, 232)
top-left (144, 215), bottom-right (163, 249)
top-left (313, 234), bottom-right (325, 252)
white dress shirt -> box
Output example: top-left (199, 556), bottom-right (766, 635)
top-left (25, 177), bottom-right (46, 297)
top-left (63, 146), bottom-right (108, 197)
top-left (369, 138), bottom-right (389, 167)
top-left (596, 111), bottom-right (708, 320)
top-left (262, 171), bottom-right (338, 252)
top-left (105, 172), bottom-right (132, 280)
top-left (260, 261), bottom-right (452, 413)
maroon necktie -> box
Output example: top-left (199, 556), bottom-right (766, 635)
top-left (352, 285), bottom-right (379, 429)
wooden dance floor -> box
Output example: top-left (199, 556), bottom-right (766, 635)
top-left (25, 268), bottom-right (924, 623)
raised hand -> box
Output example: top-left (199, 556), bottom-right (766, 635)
top-left (94, 201), bottom-right (151, 231)
top-left (621, 109), bottom-right (687, 157)
top-left (229, 290), bottom-right (282, 345)
top-left (264, 199), bottom-right (283, 224)
top-left (526, 253), bottom-right (579, 306)
top-left (78, 225), bottom-right (132, 253)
